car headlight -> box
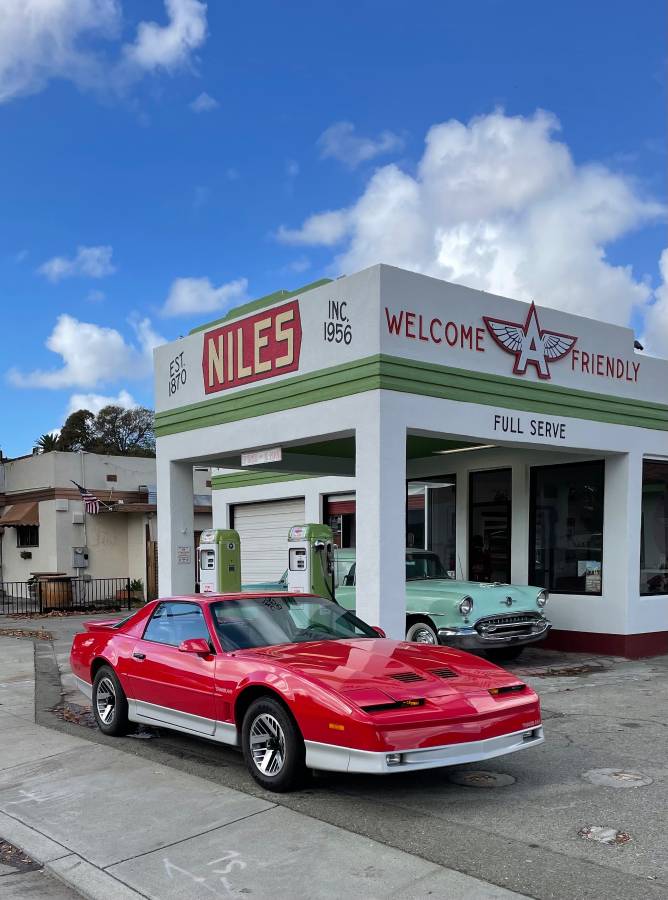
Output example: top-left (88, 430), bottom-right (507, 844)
top-left (459, 596), bottom-right (473, 616)
top-left (536, 590), bottom-right (548, 609)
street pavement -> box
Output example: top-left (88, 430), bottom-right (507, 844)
top-left (2, 613), bottom-right (668, 899)
top-left (0, 626), bottom-right (530, 900)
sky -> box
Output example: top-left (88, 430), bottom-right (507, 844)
top-left (1, 0), bottom-right (666, 458)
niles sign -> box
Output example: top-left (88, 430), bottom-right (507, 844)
top-left (202, 301), bottom-right (302, 394)
top-left (384, 301), bottom-right (641, 385)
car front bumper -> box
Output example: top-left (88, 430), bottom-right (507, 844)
top-left (304, 725), bottom-right (544, 774)
top-left (437, 618), bottom-right (551, 650)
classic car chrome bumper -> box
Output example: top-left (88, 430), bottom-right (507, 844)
top-left (304, 725), bottom-right (544, 774)
top-left (437, 615), bottom-right (551, 650)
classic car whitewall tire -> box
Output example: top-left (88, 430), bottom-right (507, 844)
top-left (405, 620), bottom-right (439, 644)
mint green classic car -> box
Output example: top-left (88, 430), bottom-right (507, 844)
top-left (333, 549), bottom-right (550, 660)
top-left (245, 548), bottom-right (551, 660)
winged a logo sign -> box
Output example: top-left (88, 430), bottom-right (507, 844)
top-left (483, 302), bottom-right (577, 380)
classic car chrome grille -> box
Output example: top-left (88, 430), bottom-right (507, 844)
top-left (475, 613), bottom-right (542, 636)
top-left (390, 672), bottom-right (425, 683)
top-left (430, 667), bottom-right (458, 679)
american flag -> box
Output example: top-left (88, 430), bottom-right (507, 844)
top-left (71, 481), bottom-right (101, 515)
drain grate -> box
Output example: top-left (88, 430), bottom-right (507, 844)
top-left (448, 770), bottom-right (516, 788)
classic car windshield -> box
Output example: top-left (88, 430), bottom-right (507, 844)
top-left (210, 596), bottom-right (378, 650)
top-left (406, 552), bottom-right (450, 580)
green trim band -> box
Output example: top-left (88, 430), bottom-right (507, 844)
top-left (188, 279), bottom-right (332, 335)
top-left (211, 472), bottom-right (315, 490)
top-left (156, 354), bottom-right (668, 437)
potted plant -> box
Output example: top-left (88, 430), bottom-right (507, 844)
top-left (115, 579), bottom-right (145, 603)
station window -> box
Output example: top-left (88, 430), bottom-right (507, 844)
top-left (406, 477), bottom-right (457, 574)
top-left (469, 469), bottom-right (512, 583)
top-left (529, 460), bottom-right (604, 595)
top-left (640, 460), bottom-right (668, 596)
top-left (16, 525), bottom-right (39, 548)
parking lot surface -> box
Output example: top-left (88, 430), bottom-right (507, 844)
top-left (3, 612), bottom-right (668, 899)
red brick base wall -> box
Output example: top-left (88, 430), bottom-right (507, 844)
top-left (543, 629), bottom-right (668, 659)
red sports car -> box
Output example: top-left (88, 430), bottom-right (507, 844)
top-left (70, 592), bottom-right (544, 792)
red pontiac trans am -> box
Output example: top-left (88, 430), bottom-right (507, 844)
top-left (70, 592), bottom-right (544, 792)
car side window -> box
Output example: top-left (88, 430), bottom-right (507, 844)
top-left (142, 601), bottom-right (211, 647)
top-left (343, 562), bottom-right (356, 586)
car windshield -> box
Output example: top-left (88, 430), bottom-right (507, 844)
top-left (210, 595), bottom-right (378, 650)
top-left (405, 552), bottom-right (450, 580)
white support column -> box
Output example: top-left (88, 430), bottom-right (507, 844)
top-left (511, 461), bottom-right (530, 585)
top-left (604, 452), bottom-right (643, 635)
top-left (355, 408), bottom-right (407, 638)
top-left (157, 457), bottom-right (195, 597)
top-left (303, 484), bottom-right (322, 524)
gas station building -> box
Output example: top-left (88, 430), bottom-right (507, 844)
top-left (155, 264), bottom-right (668, 657)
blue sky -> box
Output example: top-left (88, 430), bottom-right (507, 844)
top-left (2, 0), bottom-right (666, 457)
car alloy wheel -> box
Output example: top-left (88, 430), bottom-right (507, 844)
top-left (249, 713), bottom-right (286, 776)
top-left (96, 676), bottom-right (117, 725)
top-left (92, 665), bottom-right (130, 736)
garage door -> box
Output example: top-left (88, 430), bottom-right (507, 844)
top-left (232, 498), bottom-right (305, 584)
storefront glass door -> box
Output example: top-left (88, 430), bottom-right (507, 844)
top-left (468, 469), bottom-right (512, 583)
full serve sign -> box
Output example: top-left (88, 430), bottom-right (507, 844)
top-left (202, 300), bottom-right (302, 394)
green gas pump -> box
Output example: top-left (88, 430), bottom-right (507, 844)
top-left (287, 524), bottom-right (336, 601)
top-left (198, 529), bottom-right (242, 594)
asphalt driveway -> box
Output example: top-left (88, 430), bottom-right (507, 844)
top-left (6, 611), bottom-right (668, 900)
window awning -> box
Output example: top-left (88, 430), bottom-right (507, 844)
top-left (0, 502), bottom-right (39, 527)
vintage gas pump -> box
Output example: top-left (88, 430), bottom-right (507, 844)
top-left (287, 524), bottom-right (336, 601)
top-left (197, 529), bottom-right (242, 594)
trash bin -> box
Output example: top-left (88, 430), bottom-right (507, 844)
top-left (39, 576), bottom-right (73, 610)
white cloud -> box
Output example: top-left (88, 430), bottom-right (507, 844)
top-left (38, 245), bottom-right (116, 282)
top-left (642, 249), bottom-right (668, 356)
top-left (122, 0), bottom-right (207, 72)
top-left (8, 313), bottom-right (164, 389)
top-left (67, 388), bottom-right (136, 415)
top-left (280, 109), bottom-right (665, 328)
top-left (286, 159), bottom-right (299, 178)
top-left (318, 121), bottom-right (404, 168)
top-left (0, 0), bottom-right (121, 103)
top-left (277, 210), bottom-right (350, 247)
top-left (190, 90), bottom-right (217, 112)
top-left (287, 257), bottom-right (310, 274)
top-left (161, 276), bottom-right (248, 317)
top-left (0, 0), bottom-right (208, 104)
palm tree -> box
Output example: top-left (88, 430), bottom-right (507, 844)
top-left (35, 433), bottom-right (59, 453)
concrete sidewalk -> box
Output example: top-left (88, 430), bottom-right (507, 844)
top-left (1, 636), bottom-right (529, 900)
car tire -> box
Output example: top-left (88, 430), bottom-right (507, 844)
top-left (405, 619), bottom-right (439, 645)
top-left (242, 697), bottom-right (307, 793)
top-left (92, 665), bottom-right (130, 736)
top-left (486, 646), bottom-right (524, 662)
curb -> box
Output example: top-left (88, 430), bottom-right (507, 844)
top-left (0, 811), bottom-right (143, 900)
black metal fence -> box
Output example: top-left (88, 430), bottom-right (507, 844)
top-left (0, 577), bottom-right (137, 616)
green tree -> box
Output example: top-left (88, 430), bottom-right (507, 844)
top-left (92, 405), bottom-right (155, 457)
top-left (35, 433), bottom-right (59, 452)
top-left (58, 409), bottom-right (95, 452)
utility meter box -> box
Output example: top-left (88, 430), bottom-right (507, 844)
top-left (287, 524), bottom-right (335, 600)
top-left (72, 546), bottom-right (89, 568)
top-left (198, 529), bottom-right (241, 594)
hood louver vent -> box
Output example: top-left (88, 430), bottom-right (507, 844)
top-left (430, 667), bottom-right (457, 679)
top-left (389, 672), bottom-right (425, 683)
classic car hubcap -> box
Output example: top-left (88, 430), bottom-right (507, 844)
top-left (411, 626), bottom-right (437, 644)
top-left (96, 677), bottom-right (116, 724)
top-left (250, 713), bottom-right (285, 775)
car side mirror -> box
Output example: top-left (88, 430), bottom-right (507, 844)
top-left (178, 638), bottom-right (211, 656)
top-left (371, 626), bottom-right (386, 638)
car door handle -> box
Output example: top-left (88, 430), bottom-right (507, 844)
top-left (132, 652), bottom-right (146, 660)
